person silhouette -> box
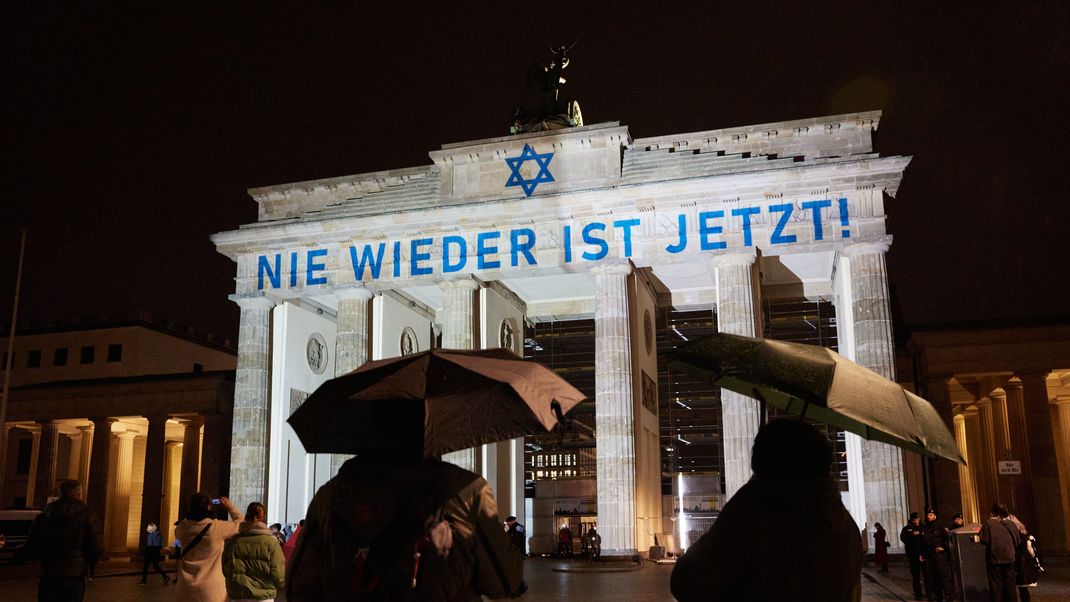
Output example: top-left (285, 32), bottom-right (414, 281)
top-left (671, 419), bottom-right (862, 601)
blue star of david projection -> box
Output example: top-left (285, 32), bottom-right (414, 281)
top-left (504, 144), bottom-right (555, 197)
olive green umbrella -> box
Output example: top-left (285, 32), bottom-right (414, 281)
top-left (666, 332), bottom-right (964, 464)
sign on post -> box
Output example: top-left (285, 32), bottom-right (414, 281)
top-left (997, 460), bottom-right (1022, 475)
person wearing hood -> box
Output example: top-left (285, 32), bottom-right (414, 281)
top-left (670, 419), bottom-right (862, 602)
top-left (139, 522), bottom-right (169, 585)
top-left (223, 502), bottom-right (285, 602)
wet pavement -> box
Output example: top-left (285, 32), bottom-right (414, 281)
top-left (1, 555), bottom-right (1067, 600)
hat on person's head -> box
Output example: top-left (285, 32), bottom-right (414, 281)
top-left (910, 512), bottom-right (920, 519)
top-left (952, 513), bottom-right (963, 520)
top-left (506, 516), bottom-right (517, 522)
top-left (925, 507), bottom-right (937, 515)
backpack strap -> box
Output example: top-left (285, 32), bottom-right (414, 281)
top-left (181, 523), bottom-right (212, 557)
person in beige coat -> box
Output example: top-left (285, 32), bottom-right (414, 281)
top-left (175, 492), bottom-right (243, 602)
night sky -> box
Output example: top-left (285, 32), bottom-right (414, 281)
top-left (4, 3), bottom-right (1068, 342)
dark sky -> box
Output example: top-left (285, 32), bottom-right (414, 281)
top-left (4, 3), bottom-right (1068, 342)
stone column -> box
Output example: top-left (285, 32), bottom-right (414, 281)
top-left (110, 430), bottom-right (137, 553)
top-left (439, 278), bottom-right (481, 472)
top-left (1001, 380), bottom-right (1036, 528)
top-left (86, 417), bottom-right (115, 557)
top-left (990, 388), bottom-right (1032, 527)
top-left (200, 413), bottom-right (230, 501)
top-left (963, 408), bottom-right (987, 522)
top-left (593, 263), bottom-right (637, 555)
top-left (32, 421), bottom-right (60, 508)
top-left (842, 242), bottom-right (909, 550)
top-left (229, 296), bottom-right (275, 509)
top-left (24, 425), bottom-right (42, 508)
top-left (1053, 395), bottom-right (1070, 551)
top-left (66, 431), bottom-right (83, 480)
top-left (712, 251), bottom-right (761, 501)
top-left (161, 440), bottom-right (182, 547)
top-left (975, 398), bottom-right (999, 510)
top-left (332, 286), bottom-right (375, 475)
top-left (926, 376), bottom-right (962, 515)
top-left (0, 423), bottom-right (11, 502)
top-left (178, 416), bottom-right (204, 514)
top-left (137, 414), bottom-right (168, 555)
top-left (77, 425), bottom-right (94, 486)
top-left (1021, 371), bottom-right (1068, 551)
top-left (953, 414), bottom-right (978, 522)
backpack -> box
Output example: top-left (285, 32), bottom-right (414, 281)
top-left (327, 469), bottom-right (457, 601)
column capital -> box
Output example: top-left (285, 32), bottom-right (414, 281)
top-left (1016, 370), bottom-right (1052, 383)
top-left (976, 397), bottom-right (992, 408)
top-left (1052, 394), bottom-right (1070, 407)
top-left (178, 415), bottom-right (205, 427)
top-left (1003, 379), bottom-right (1023, 392)
top-left (590, 261), bottom-right (633, 276)
top-left (233, 295), bottom-right (277, 311)
top-left (437, 276), bottom-right (481, 291)
top-left (116, 430), bottom-right (138, 441)
top-left (77, 424), bottom-right (95, 434)
top-left (144, 413), bottom-right (171, 425)
top-left (988, 387), bottom-right (1007, 401)
top-left (841, 241), bottom-right (891, 257)
top-left (334, 285), bottom-right (376, 301)
top-left (710, 249), bottom-right (758, 267)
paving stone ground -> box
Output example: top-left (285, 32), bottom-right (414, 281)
top-left (1, 556), bottom-right (1067, 601)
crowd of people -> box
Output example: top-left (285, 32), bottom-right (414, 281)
top-left (898, 503), bottom-right (1044, 602)
top-left (12, 419), bottom-right (1049, 602)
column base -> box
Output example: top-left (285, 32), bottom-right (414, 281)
top-left (597, 548), bottom-right (640, 560)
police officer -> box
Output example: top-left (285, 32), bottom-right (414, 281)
top-left (505, 516), bottom-right (526, 556)
top-left (921, 507), bottom-right (954, 602)
top-left (900, 511), bottom-right (926, 600)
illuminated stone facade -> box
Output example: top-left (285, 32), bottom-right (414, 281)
top-left (213, 112), bottom-right (911, 554)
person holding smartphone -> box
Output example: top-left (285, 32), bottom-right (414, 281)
top-left (174, 493), bottom-right (242, 602)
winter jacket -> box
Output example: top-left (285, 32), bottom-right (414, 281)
top-left (900, 522), bottom-right (924, 557)
top-left (670, 476), bottom-right (862, 602)
top-left (223, 521), bottom-right (285, 601)
top-left (175, 513), bottom-right (242, 602)
top-left (920, 520), bottom-right (950, 558)
top-left (980, 517), bottom-right (1020, 565)
top-left (25, 496), bottom-right (104, 578)
top-left (287, 457), bottom-right (525, 602)
top-left (146, 530), bottom-right (163, 548)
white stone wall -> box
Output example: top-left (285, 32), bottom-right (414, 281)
top-left (266, 301), bottom-right (336, 525)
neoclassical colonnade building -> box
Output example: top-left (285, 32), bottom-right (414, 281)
top-left (212, 112), bottom-right (911, 555)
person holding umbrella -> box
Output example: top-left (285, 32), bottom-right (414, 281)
top-left (285, 444), bottom-right (525, 600)
top-left (670, 419), bottom-right (862, 601)
top-left (284, 348), bottom-right (584, 599)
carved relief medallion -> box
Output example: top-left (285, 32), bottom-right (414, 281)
top-left (499, 319), bottom-right (515, 352)
top-left (306, 333), bottom-right (328, 374)
top-left (400, 327), bottom-right (418, 356)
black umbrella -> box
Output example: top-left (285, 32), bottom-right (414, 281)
top-left (287, 347), bottom-right (585, 457)
top-left (666, 332), bottom-right (963, 463)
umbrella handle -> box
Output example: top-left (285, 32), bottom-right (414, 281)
top-left (551, 401), bottom-right (566, 426)
top-left (751, 388), bottom-right (768, 426)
